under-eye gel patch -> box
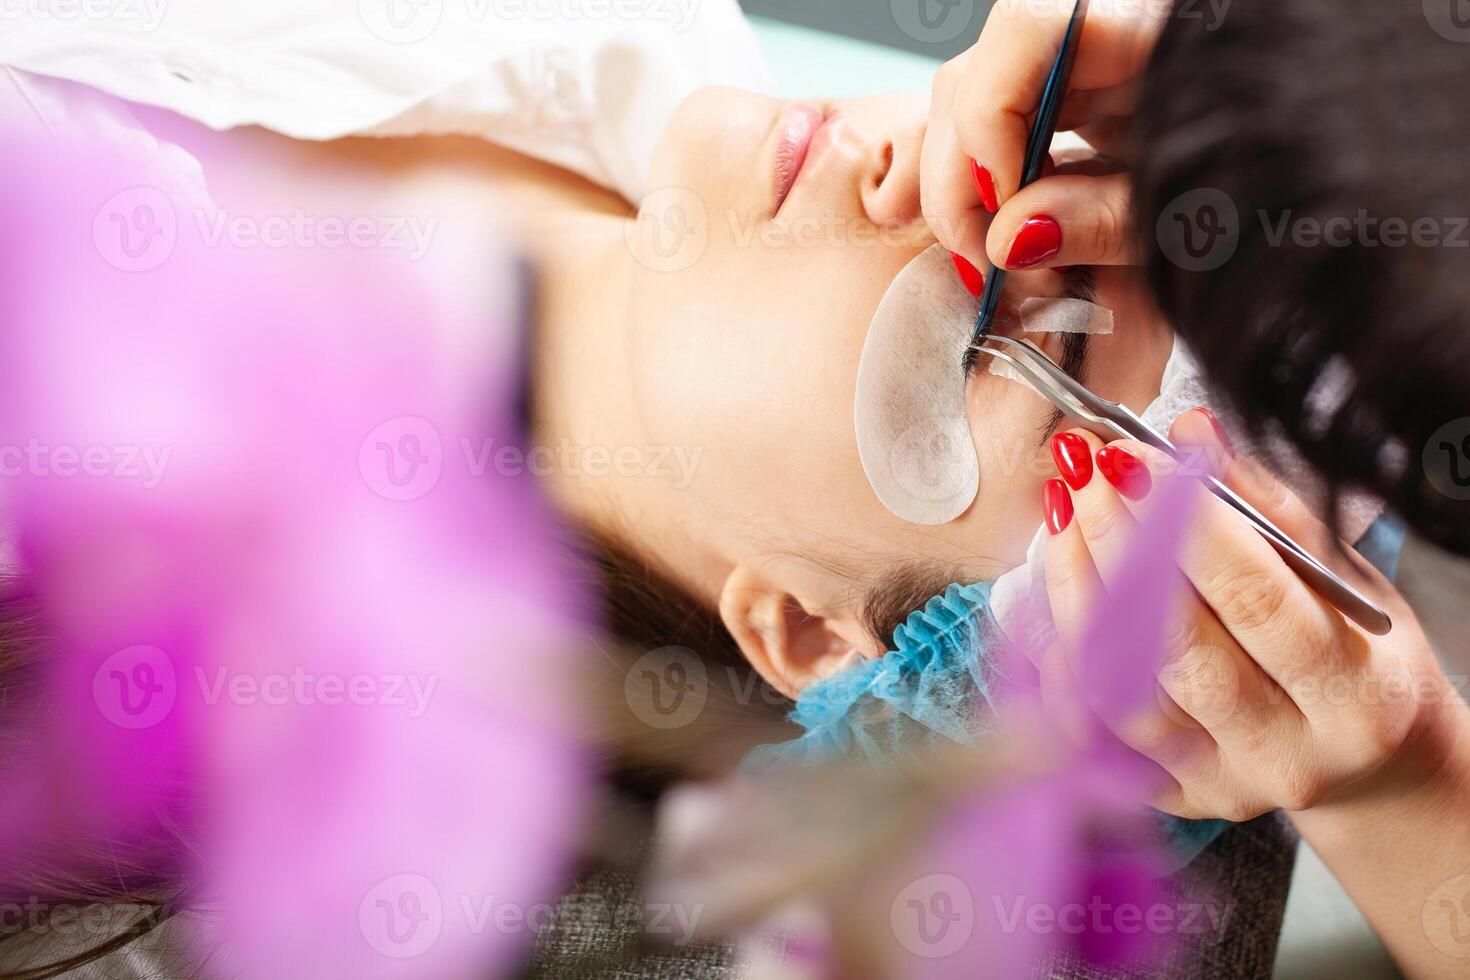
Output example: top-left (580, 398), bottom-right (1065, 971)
top-left (1020, 296), bottom-right (1114, 335)
top-left (854, 244), bottom-right (981, 525)
top-left (987, 353), bottom-right (1046, 398)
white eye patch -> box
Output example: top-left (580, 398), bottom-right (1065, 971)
top-left (991, 297), bottom-right (1115, 397)
top-left (856, 251), bottom-right (1121, 525)
top-left (1020, 296), bottom-right (1114, 335)
top-left (854, 244), bottom-right (980, 526)
top-left (987, 354), bottom-right (1043, 394)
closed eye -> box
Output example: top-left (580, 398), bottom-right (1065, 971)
top-left (961, 265), bottom-right (1098, 443)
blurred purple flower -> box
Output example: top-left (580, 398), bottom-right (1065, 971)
top-left (0, 115), bottom-right (585, 978)
top-left (901, 475), bottom-right (1197, 979)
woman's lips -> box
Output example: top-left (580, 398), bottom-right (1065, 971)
top-left (771, 103), bottom-right (826, 214)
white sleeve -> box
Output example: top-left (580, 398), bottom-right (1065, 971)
top-left (0, 0), bottom-right (774, 200)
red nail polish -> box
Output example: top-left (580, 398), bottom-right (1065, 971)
top-left (1006, 216), bottom-right (1062, 269)
top-left (1197, 408), bottom-right (1235, 457)
top-left (950, 251), bottom-right (984, 297)
top-left (970, 159), bottom-right (999, 213)
top-left (1096, 446), bottom-right (1152, 500)
top-left (1044, 478), bottom-right (1073, 535)
top-left (1050, 432), bottom-right (1093, 491)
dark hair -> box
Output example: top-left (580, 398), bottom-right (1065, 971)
top-left (572, 518), bottom-right (794, 787)
top-left (572, 517), bottom-right (957, 790)
top-left (1133, 0), bottom-right (1470, 553)
top-left (0, 586), bottom-right (184, 979)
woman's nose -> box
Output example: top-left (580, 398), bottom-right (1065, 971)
top-left (861, 125), bottom-right (923, 230)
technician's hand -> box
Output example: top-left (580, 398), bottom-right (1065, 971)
top-left (922, 2), bottom-right (1164, 279)
top-left (1035, 409), bottom-right (1455, 821)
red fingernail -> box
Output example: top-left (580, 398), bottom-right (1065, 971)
top-left (1044, 478), bottom-right (1073, 535)
top-left (950, 251), bottom-right (984, 296)
top-left (970, 159), bottom-right (999, 212)
top-left (1050, 432), bottom-right (1093, 491)
top-left (1096, 446), bottom-right (1152, 500)
top-left (1006, 216), bottom-right (1062, 269)
top-left (1197, 407), bottom-right (1235, 457)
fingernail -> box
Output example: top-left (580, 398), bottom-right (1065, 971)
top-left (1006, 216), bottom-right (1062, 269)
top-left (1044, 478), bottom-right (1073, 535)
top-left (1050, 431), bottom-right (1093, 491)
top-left (1096, 446), bottom-right (1152, 500)
top-left (970, 159), bottom-right (999, 212)
top-left (1197, 407), bottom-right (1235, 457)
top-left (950, 251), bottom-right (984, 296)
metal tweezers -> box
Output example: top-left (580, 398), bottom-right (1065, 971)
top-left (972, 334), bottom-right (1392, 635)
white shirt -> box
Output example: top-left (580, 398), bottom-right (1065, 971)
top-left (0, 0), bottom-right (773, 200)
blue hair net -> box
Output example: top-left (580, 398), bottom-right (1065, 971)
top-left (744, 581), bottom-right (1228, 869)
top-left (745, 514), bottom-right (1408, 870)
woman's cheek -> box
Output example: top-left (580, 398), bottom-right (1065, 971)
top-left (967, 379), bottom-right (1061, 560)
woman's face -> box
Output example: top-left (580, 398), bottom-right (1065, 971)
top-left (605, 86), bottom-right (1172, 682)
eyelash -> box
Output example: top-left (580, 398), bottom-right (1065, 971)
top-left (961, 343), bottom-right (986, 382)
top-left (960, 265), bottom-right (1099, 384)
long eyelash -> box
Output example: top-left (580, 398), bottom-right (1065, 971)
top-left (961, 265), bottom-right (1098, 382)
top-left (1039, 330), bottom-right (1091, 441)
top-left (1062, 264), bottom-right (1099, 304)
top-left (961, 344), bottom-right (983, 379)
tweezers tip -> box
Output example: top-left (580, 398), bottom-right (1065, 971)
top-left (964, 317), bottom-right (992, 370)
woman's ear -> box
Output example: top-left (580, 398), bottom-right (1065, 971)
top-left (717, 560), bottom-right (883, 701)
